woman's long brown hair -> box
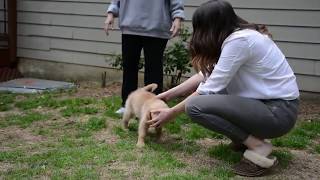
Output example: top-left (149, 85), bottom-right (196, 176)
top-left (190, 0), bottom-right (271, 77)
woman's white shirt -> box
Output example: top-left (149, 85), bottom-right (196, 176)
top-left (196, 29), bottom-right (299, 100)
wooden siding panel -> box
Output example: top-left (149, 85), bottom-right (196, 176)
top-left (269, 26), bottom-right (320, 44)
top-left (277, 42), bottom-right (320, 60)
top-left (316, 61), bottom-right (320, 76)
top-left (287, 58), bottom-right (317, 76)
top-left (73, 28), bottom-right (121, 43)
top-left (184, 9), bottom-right (320, 28)
top-left (184, 0), bottom-right (320, 10)
top-left (49, 0), bottom-right (108, 3)
top-left (18, 12), bottom-right (53, 25)
top-left (17, 11), bottom-right (120, 29)
top-left (17, 36), bottom-right (51, 51)
top-left (182, 22), bottom-right (320, 44)
top-left (50, 38), bottom-right (121, 55)
top-left (18, 12), bottom-right (106, 28)
top-left (17, 48), bottom-right (113, 67)
top-left (184, 7), bottom-right (320, 27)
top-left (17, 23), bottom-right (121, 43)
top-left (18, 1), bottom-right (105, 16)
top-left (296, 75), bottom-right (320, 92)
top-left (18, 24), bottom-right (73, 39)
top-left (236, 9), bottom-right (320, 27)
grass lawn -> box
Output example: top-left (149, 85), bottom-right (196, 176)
top-left (0, 82), bottom-right (320, 179)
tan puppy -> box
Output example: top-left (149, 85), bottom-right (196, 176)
top-left (122, 83), bottom-right (168, 148)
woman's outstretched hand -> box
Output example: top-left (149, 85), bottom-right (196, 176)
top-left (104, 13), bottom-right (114, 36)
top-left (147, 108), bottom-right (175, 128)
top-left (156, 92), bottom-right (170, 102)
top-left (170, 18), bottom-right (182, 38)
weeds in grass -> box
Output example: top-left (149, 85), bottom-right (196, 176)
top-left (271, 149), bottom-right (293, 168)
top-left (164, 114), bottom-right (190, 134)
top-left (153, 173), bottom-right (198, 180)
top-left (4, 140), bottom-right (115, 179)
top-left (0, 104), bottom-right (11, 111)
top-left (76, 117), bottom-right (107, 137)
top-left (82, 117), bottom-right (107, 131)
top-left (0, 112), bottom-right (49, 128)
top-left (113, 126), bottom-right (129, 138)
top-left (163, 141), bottom-right (201, 154)
top-left (208, 144), bottom-right (242, 164)
top-left (60, 98), bottom-right (96, 107)
top-left (102, 96), bottom-right (122, 119)
top-left (61, 106), bottom-right (99, 117)
top-left (0, 92), bottom-right (15, 111)
top-left (315, 144), bottom-right (320, 154)
top-left (115, 139), bottom-right (136, 151)
top-left (15, 94), bottom-right (59, 110)
top-left (272, 120), bottom-right (320, 149)
top-left (211, 166), bottom-right (234, 179)
top-left (141, 151), bottom-right (186, 170)
top-left (0, 150), bottom-right (24, 162)
top-left (185, 124), bottom-right (224, 140)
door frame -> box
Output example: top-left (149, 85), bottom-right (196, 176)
top-left (0, 0), bottom-right (17, 67)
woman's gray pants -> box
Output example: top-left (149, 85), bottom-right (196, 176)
top-left (185, 95), bottom-right (299, 143)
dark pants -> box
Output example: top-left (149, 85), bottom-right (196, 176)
top-left (121, 34), bottom-right (168, 106)
top-left (185, 95), bottom-right (299, 143)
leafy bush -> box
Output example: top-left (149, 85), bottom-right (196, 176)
top-left (163, 26), bottom-right (192, 87)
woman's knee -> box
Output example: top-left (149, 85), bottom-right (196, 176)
top-left (185, 96), bottom-right (202, 118)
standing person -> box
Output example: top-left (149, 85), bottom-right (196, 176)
top-left (147, 0), bottom-right (299, 177)
top-left (104, 0), bottom-right (185, 114)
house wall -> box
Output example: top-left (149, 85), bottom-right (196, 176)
top-left (16, 0), bottom-right (320, 92)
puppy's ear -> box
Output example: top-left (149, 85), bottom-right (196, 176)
top-left (142, 83), bottom-right (158, 92)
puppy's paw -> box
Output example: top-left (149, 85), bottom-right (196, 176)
top-left (136, 141), bottom-right (145, 148)
top-left (156, 136), bottom-right (164, 143)
top-left (123, 122), bottom-right (129, 129)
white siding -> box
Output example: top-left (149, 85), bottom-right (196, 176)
top-left (184, 0), bottom-right (320, 92)
top-left (17, 0), bottom-right (119, 69)
top-left (17, 0), bottom-right (320, 92)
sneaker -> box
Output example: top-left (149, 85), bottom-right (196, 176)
top-left (115, 107), bottom-right (125, 114)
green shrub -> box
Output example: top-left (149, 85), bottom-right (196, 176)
top-left (163, 26), bottom-right (192, 87)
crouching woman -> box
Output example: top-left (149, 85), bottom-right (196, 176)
top-left (147, 0), bottom-right (299, 177)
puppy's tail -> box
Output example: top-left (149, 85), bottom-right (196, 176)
top-left (142, 83), bottom-right (158, 92)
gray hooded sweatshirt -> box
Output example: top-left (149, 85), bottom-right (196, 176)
top-left (107, 0), bottom-right (185, 39)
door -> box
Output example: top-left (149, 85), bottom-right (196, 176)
top-left (0, 0), bottom-right (16, 67)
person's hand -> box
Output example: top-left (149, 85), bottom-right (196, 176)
top-left (156, 92), bottom-right (170, 102)
top-left (104, 13), bottom-right (114, 36)
top-left (147, 108), bottom-right (175, 128)
top-left (170, 18), bottom-right (182, 38)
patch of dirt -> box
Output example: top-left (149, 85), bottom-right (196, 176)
top-left (279, 150), bottom-right (320, 179)
top-left (94, 130), bottom-right (119, 145)
top-left (0, 127), bottom-right (45, 146)
top-left (0, 162), bottom-right (14, 173)
top-left (196, 137), bottom-right (229, 147)
top-left (72, 81), bottom-right (121, 98)
top-left (298, 92), bottom-right (320, 120)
